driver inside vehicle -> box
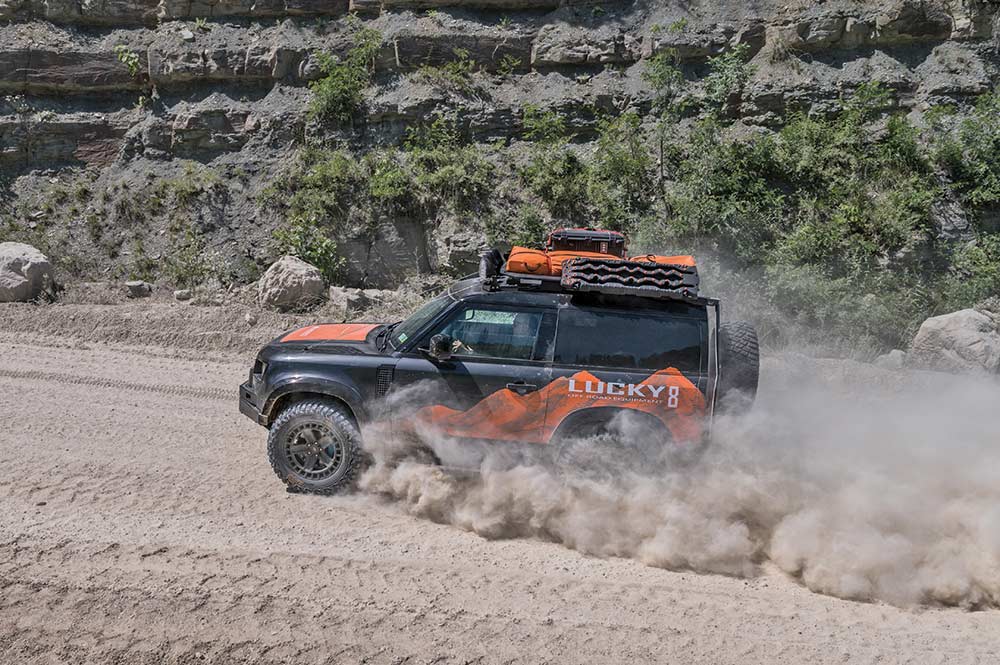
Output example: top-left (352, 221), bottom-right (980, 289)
top-left (450, 337), bottom-right (475, 355)
top-left (446, 311), bottom-right (539, 359)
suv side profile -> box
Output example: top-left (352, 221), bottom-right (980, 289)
top-left (240, 232), bottom-right (759, 494)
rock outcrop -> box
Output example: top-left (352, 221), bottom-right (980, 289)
top-left (257, 256), bottom-right (326, 312)
top-left (1, 0), bottom-right (998, 291)
top-left (0, 242), bottom-right (53, 302)
top-left (908, 309), bottom-right (1000, 374)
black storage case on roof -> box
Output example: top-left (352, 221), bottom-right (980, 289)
top-left (545, 228), bottom-right (627, 257)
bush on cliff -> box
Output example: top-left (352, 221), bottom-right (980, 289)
top-left (308, 24), bottom-right (381, 126)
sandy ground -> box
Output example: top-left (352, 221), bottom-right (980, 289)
top-left (3, 329), bottom-right (1000, 664)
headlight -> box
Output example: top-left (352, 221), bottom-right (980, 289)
top-left (251, 359), bottom-right (267, 382)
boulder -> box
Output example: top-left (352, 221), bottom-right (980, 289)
top-left (125, 280), bottom-right (153, 298)
top-left (327, 285), bottom-right (396, 319)
top-left (257, 255), bottom-right (325, 312)
top-left (0, 242), bottom-right (53, 302)
top-left (908, 309), bottom-right (1000, 374)
top-left (328, 285), bottom-right (367, 320)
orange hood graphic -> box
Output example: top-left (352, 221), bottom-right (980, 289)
top-left (281, 323), bottom-right (380, 343)
top-left (413, 368), bottom-right (706, 444)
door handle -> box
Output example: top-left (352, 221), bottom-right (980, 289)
top-left (506, 382), bottom-right (538, 395)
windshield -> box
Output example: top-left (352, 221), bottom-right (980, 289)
top-left (389, 292), bottom-right (454, 349)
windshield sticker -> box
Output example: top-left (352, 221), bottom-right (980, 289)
top-left (398, 333), bottom-right (408, 342)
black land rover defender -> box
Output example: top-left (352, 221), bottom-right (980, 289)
top-left (240, 232), bottom-right (759, 494)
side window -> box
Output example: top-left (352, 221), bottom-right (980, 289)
top-left (554, 308), bottom-right (704, 372)
top-left (432, 306), bottom-right (547, 361)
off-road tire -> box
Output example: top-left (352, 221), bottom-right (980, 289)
top-left (552, 413), bottom-right (701, 481)
top-left (716, 321), bottom-right (760, 414)
top-left (267, 398), bottom-right (362, 495)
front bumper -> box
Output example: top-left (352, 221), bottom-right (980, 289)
top-left (239, 381), bottom-right (268, 426)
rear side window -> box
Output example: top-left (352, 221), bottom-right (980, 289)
top-left (554, 308), bottom-right (704, 372)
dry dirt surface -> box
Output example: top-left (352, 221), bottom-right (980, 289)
top-left (3, 331), bottom-right (1000, 664)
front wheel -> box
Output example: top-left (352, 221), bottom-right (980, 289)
top-left (267, 398), bottom-right (362, 494)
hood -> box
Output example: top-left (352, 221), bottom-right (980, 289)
top-left (280, 323), bottom-right (382, 343)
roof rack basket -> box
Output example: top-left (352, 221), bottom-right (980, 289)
top-left (479, 249), bottom-right (701, 303)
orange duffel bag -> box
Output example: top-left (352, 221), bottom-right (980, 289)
top-left (628, 254), bottom-right (697, 268)
top-left (506, 247), bottom-right (551, 275)
top-left (547, 250), bottom-right (619, 275)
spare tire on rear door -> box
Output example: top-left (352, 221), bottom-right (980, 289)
top-left (716, 321), bottom-right (759, 414)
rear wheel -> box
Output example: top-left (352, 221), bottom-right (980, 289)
top-left (716, 321), bottom-right (760, 414)
top-left (267, 398), bottom-right (362, 494)
top-left (552, 411), bottom-right (699, 481)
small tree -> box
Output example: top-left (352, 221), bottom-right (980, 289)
top-left (308, 26), bottom-right (381, 125)
top-left (704, 43), bottom-right (755, 119)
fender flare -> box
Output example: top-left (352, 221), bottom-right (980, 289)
top-left (549, 406), bottom-right (672, 442)
top-left (262, 378), bottom-right (369, 426)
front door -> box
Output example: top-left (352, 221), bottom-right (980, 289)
top-left (392, 303), bottom-right (557, 445)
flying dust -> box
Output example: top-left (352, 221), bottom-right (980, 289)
top-left (359, 354), bottom-right (1000, 609)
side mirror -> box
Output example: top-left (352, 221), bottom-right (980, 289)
top-left (426, 334), bottom-right (454, 361)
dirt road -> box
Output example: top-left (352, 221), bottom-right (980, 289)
top-left (3, 338), bottom-right (1000, 664)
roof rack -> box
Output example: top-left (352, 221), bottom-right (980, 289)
top-left (479, 249), bottom-right (707, 305)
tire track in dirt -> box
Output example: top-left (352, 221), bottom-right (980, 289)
top-left (4, 536), bottom-right (994, 665)
top-left (0, 368), bottom-right (232, 401)
top-left (3, 339), bottom-right (1000, 664)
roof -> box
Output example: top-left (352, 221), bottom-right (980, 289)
top-left (446, 276), bottom-right (710, 314)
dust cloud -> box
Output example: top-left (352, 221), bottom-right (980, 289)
top-left (359, 355), bottom-right (1000, 608)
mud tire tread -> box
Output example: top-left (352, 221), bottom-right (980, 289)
top-left (266, 398), bottom-right (361, 495)
top-left (717, 321), bottom-right (760, 413)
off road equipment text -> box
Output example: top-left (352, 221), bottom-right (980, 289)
top-left (567, 380), bottom-right (681, 407)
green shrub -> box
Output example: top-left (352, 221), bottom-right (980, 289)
top-left (508, 204), bottom-right (547, 248)
top-left (587, 113), bottom-right (656, 234)
top-left (285, 149), bottom-right (367, 224)
top-left (366, 151), bottom-right (412, 209)
top-left (703, 43), bottom-right (755, 118)
top-left (940, 233), bottom-right (1000, 308)
top-left (113, 45), bottom-right (141, 78)
top-left (308, 25), bottom-right (381, 125)
top-left (643, 51), bottom-right (684, 116)
top-left (404, 116), bottom-right (494, 211)
top-left (273, 216), bottom-right (343, 283)
top-left (128, 237), bottom-right (157, 282)
top-left (262, 147), bottom-right (424, 273)
top-left (154, 162), bottom-right (222, 210)
top-left (165, 226), bottom-right (212, 288)
top-left (764, 263), bottom-right (936, 349)
top-left (522, 105), bottom-right (568, 145)
top-left (522, 149), bottom-right (590, 221)
top-left (635, 83), bottom-right (945, 348)
top-left (520, 109), bottom-right (656, 232)
top-left (415, 48), bottom-right (478, 95)
top-left (640, 117), bottom-right (783, 259)
top-left (934, 90), bottom-right (1000, 208)
top-left (496, 55), bottom-right (521, 79)
top-left (520, 105), bottom-right (591, 220)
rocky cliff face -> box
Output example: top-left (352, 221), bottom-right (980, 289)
top-left (1, 0), bottom-right (998, 287)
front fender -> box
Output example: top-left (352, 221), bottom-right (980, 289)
top-left (262, 375), bottom-right (369, 425)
